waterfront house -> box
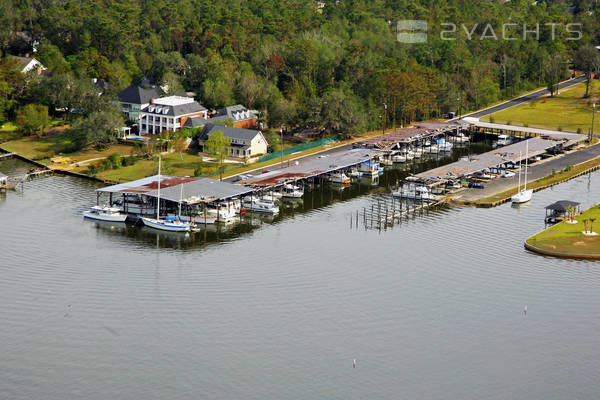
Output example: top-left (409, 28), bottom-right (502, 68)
top-left (197, 124), bottom-right (267, 158)
top-left (139, 96), bottom-right (208, 135)
top-left (210, 105), bottom-right (258, 129)
top-left (118, 84), bottom-right (161, 122)
top-left (12, 56), bottom-right (46, 75)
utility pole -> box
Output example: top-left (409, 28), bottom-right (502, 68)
top-left (457, 97), bottom-right (461, 118)
top-left (382, 103), bottom-right (387, 134)
top-left (591, 103), bottom-right (596, 144)
top-left (280, 127), bottom-right (284, 167)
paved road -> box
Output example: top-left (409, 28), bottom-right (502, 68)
top-left (226, 77), bottom-right (587, 183)
top-left (466, 76), bottom-right (586, 118)
top-left (456, 143), bottom-right (600, 203)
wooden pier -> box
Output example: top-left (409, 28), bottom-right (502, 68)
top-left (352, 195), bottom-right (446, 231)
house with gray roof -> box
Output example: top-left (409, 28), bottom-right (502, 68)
top-left (211, 104), bottom-right (258, 129)
top-left (118, 84), bottom-right (161, 122)
top-left (197, 123), bottom-right (267, 158)
top-left (139, 96), bottom-right (208, 134)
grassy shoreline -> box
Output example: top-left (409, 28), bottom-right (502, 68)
top-left (525, 204), bottom-right (600, 259)
top-left (475, 155), bottom-right (600, 207)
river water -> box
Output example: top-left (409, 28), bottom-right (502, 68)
top-left (1, 156), bottom-right (599, 400)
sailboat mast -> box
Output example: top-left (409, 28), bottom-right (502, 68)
top-left (524, 140), bottom-right (529, 191)
top-left (178, 183), bottom-right (183, 219)
top-left (517, 150), bottom-right (522, 192)
top-left (156, 155), bottom-right (161, 220)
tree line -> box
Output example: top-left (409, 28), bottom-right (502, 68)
top-left (1, 0), bottom-right (599, 147)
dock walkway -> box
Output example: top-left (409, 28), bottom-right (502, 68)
top-left (454, 143), bottom-right (600, 203)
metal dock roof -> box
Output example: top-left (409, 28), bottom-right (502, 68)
top-left (355, 122), bottom-right (461, 149)
top-left (463, 118), bottom-right (587, 146)
top-left (242, 148), bottom-right (381, 186)
top-left (97, 175), bottom-right (254, 203)
top-left (414, 137), bottom-right (558, 181)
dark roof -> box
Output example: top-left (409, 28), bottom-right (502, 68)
top-left (214, 104), bottom-right (258, 121)
top-left (118, 85), bottom-right (161, 105)
top-left (171, 102), bottom-right (206, 116)
top-left (184, 116), bottom-right (209, 128)
top-left (202, 123), bottom-right (261, 141)
top-left (545, 200), bottom-right (580, 212)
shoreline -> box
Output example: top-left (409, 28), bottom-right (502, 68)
top-left (524, 203), bottom-right (600, 260)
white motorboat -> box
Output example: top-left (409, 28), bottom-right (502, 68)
top-left (436, 139), bottom-right (453, 152)
top-left (409, 148), bottom-right (422, 158)
top-left (282, 183), bottom-right (303, 198)
top-left (83, 205), bottom-right (128, 222)
top-left (424, 144), bottom-right (439, 153)
top-left (243, 197), bottom-right (280, 214)
top-left (511, 144), bottom-right (533, 204)
top-left (359, 161), bottom-right (379, 176)
top-left (497, 134), bottom-right (513, 146)
top-left (347, 167), bottom-right (363, 178)
top-left (501, 170), bottom-right (516, 178)
top-left (454, 133), bottom-right (470, 143)
top-left (140, 156), bottom-right (193, 232)
top-left (328, 171), bottom-right (350, 184)
top-left (208, 204), bottom-right (237, 222)
top-left (392, 186), bottom-right (437, 201)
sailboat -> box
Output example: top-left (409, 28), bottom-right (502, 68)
top-left (511, 142), bottom-right (533, 204)
top-left (140, 156), bottom-right (193, 232)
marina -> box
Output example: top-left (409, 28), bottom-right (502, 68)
top-left (1, 158), bottom-right (599, 400)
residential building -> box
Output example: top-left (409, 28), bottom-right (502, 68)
top-left (198, 123), bottom-right (267, 158)
top-left (12, 56), bottom-right (46, 75)
top-left (210, 104), bottom-right (258, 129)
top-left (139, 96), bottom-right (208, 134)
top-left (118, 84), bottom-right (161, 122)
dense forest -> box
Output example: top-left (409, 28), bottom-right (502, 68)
top-left (1, 0), bottom-right (599, 143)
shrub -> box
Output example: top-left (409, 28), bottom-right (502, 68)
top-left (557, 126), bottom-right (563, 131)
top-left (108, 152), bottom-right (122, 169)
top-left (489, 116), bottom-right (495, 123)
top-left (577, 128), bottom-right (582, 134)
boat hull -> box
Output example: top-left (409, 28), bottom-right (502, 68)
top-left (83, 211), bottom-right (128, 222)
top-left (511, 189), bottom-right (533, 204)
top-left (140, 217), bottom-right (192, 232)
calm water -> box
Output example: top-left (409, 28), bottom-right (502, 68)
top-left (1, 157), bottom-right (599, 400)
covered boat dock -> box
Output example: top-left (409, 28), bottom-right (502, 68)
top-left (96, 175), bottom-right (256, 218)
top-left (412, 137), bottom-right (562, 184)
top-left (241, 148), bottom-right (381, 187)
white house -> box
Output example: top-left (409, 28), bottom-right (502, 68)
top-left (13, 56), bottom-right (46, 75)
top-left (198, 124), bottom-right (267, 158)
top-left (139, 96), bottom-right (208, 134)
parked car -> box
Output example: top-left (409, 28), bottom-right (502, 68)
top-left (468, 182), bottom-right (485, 189)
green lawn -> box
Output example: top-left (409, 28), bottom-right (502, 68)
top-left (95, 152), bottom-right (221, 182)
top-left (526, 204), bottom-right (600, 256)
top-left (0, 122), bottom-right (20, 142)
top-left (482, 80), bottom-right (600, 133)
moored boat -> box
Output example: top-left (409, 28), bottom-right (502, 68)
top-left (392, 185), bottom-right (437, 202)
top-left (328, 171), bottom-right (351, 184)
top-left (243, 197), bottom-right (280, 214)
top-left (83, 205), bottom-right (128, 222)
